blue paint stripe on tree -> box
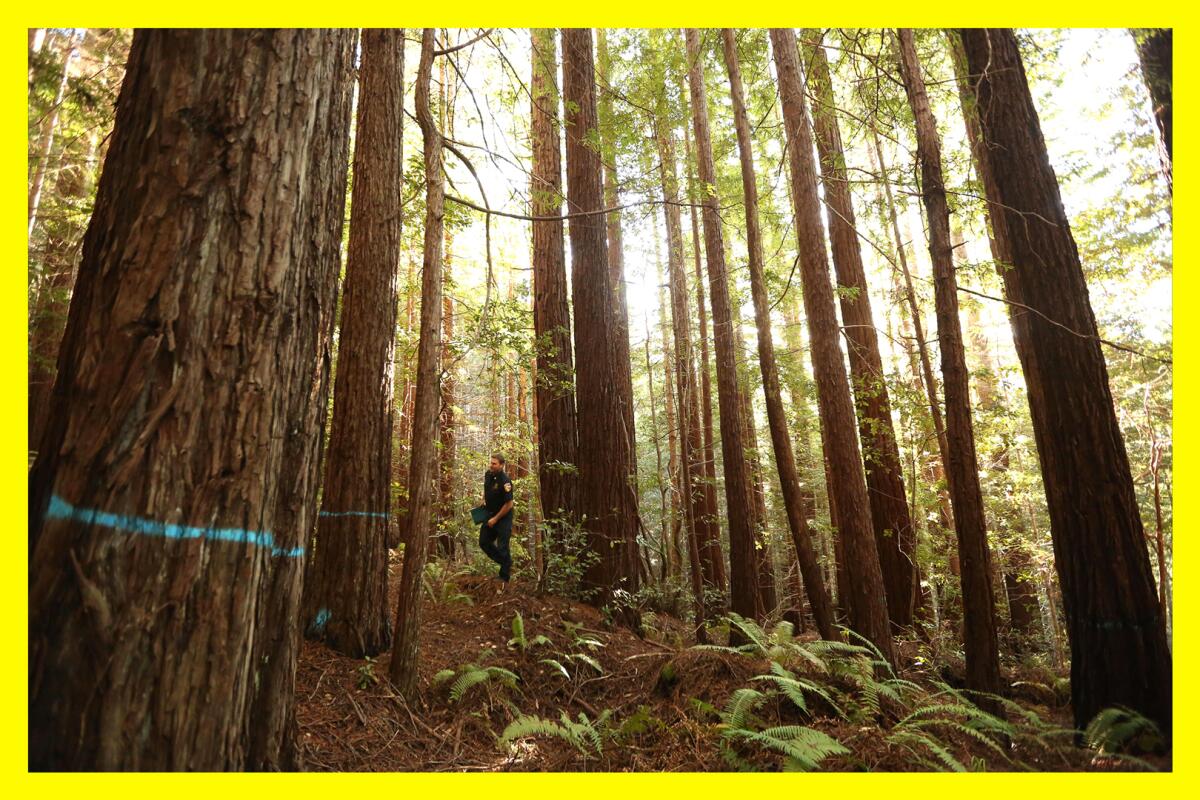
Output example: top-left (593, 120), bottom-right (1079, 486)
top-left (44, 494), bottom-right (305, 558)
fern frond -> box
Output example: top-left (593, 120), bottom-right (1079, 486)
top-left (722, 688), bottom-right (767, 729)
top-left (887, 729), bottom-right (966, 772)
top-left (432, 668), bottom-right (456, 685)
top-left (1085, 706), bottom-right (1163, 754)
top-left (449, 667), bottom-right (491, 702)
top-left (541, 658), bottom-right (570, 679)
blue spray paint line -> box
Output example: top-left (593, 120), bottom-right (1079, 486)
top-left (310, 608), bottom-right (331, 634)
top-left (45, 494), bottom-right (305, 558)
top-left (318, 510), bottom-right (389, 519)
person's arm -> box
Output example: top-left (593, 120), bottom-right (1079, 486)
top-left (489, 499), bottom-right (514, 527)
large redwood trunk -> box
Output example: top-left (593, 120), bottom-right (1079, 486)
top-left (389, 29), bottom-right (445, 696)
top-left (720, 29), bottom-right (835, 639)
top-left (28, 29), bottom-right (355, 769)
top-left (770, 27), bottom-right (893, 665)
top-left (898, 28), bottom-right (1001, 703)
top-left (529, 29), bottom-right (579, 538)
top-left (960, 27), bottom-right (1172, 734)
top-left (561, 28), bottom-right (641, 615)
top-left (302, 28), bottom-right (403, 659)
top-left (803, 31), bottom-right (917, 630)
top-left (685, 28), bottom-right (759, 623)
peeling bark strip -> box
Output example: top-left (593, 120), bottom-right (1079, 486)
top-left (561, 28), bottom-right (641, 618)
top-left (959, 28), bottom-right (1173, 736)
top-left (897, 28), bottom-right (1001, 705)
top-left (770, 28), bottom-right (894, 666)
top-left (28, 29), bottom-right (356, 770)
top-left (302, 29), bottom-right (404, 660)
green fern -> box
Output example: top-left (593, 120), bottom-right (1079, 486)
top-left (751, 661), bottom-right (845, 719)
top-left (437, 662), bottom-right (520, 704)
top-left (721, 687), bottom-right (768, 730)
top-left (499, 710), bottom-right (613, 757)
top-left (508, 612), bottom-right (553, 652)
top-left (722, 725), bottom-right (849, 771)
top-left (1085, 706), bottom-right (1164, 755)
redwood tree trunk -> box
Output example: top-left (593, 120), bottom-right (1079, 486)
top-left (898, 27), bottom-right (1001, 703)
top-left (529, 29), bottom-right (579, 540)
top-left (596, 28), bottom-right (638, 464)
top-left (960, 27), bottom-right (1172, 734)
top-left (656, 121), bottom-right (712, 638)
top-left (770, 27), bottom-right (893, 665)
top-left (28, 29), bottom-right (355, 770)
top-left (720, 29), bottom-right (835, 639)
top-left (683, 114), bottom-right (727, 598)
top-left (389, 29), bottom-right (445, 695)
top-left (685, 28), bottom-right (759, 623)
top-left (1131, 28), bottom-right (1172, 189)
top-left (803, 31), bottom-right (917, 630)
top-left (561, 28), bottom-right (641, 616)
top-left (302, 28), bottom-right (403, 659)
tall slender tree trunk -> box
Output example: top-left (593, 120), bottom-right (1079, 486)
top-left (436, 53), bottom-right (458, 558)
top-left (302, 29), bottom-right (404, 658)
top-left (770, 27), bottom-right (894, 665)
top-left (595, 29), bottom-right (638, 464)
top-left (682, 112), bottom-right (727, 597)
top-left (960, 27), bottom-right (1173, 734)
top-left (389, 29), bottom-right (446, 696)
top-left (803, 31), bottom-right (918, 629)
top-left (685, 28), bottom-right (760, 624)
top-left (898, 28), bottom-right (1001, 704)
top-left (561, 28), bottom-right (641, 618)
top-left (720, 29), bottom-right (836, 639)
top-left (28, 128), bottom-right (101, 455)
top-left (657, 120), bottom-right (712, 638)
top-left (529, 29), bottom-right (579, 545)
top-left (28, 33), bottom-right (81, 237)
top-left (28, 29), bottom-right (355, 770)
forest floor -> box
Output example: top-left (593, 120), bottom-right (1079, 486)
top-left (294, 557), bottom-right (1169, 772)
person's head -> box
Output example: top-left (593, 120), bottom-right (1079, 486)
top-left (489, 453), bottom-right (506, 473)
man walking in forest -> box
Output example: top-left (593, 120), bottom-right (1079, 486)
top-left (479, 453), bottom-right (515, 588)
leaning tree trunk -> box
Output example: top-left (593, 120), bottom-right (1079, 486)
top-left (28, 29), bottom-right (355, 770)
top-left (959, 27), bottom-right (1173, 735)
top-left (770, 27), bottom-right (894, 666)
top-left (1131, 28), bottom-right (1172, 191)
top-left (656, 120), bottom-right (710, 639)
top-left (302, 28), bottom-right (403, 659)
top-left (898, 28), bottom-right (1001, 705)
top-left (529, 29), bottom-right (579, 543)
top-left (803, 30), bottom-right (917, 629)
top-left (389, 29), bottom-right (445, 696)
top-left (720, 28), bottom-right (836, 640)
top-left (685, 27), bottom-right (759, 623)
top-left (561, 28), bottom-right (641, 618)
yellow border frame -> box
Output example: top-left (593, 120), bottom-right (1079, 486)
top-left (6, 6), bottom-right (1190, 795)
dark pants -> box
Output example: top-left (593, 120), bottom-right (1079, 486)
top-left (479, 519), bottom-right (512, 581)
